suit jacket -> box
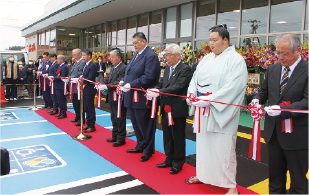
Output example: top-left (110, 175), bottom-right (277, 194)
top-left (54, 63), bottom-right (69, 90)
top-left (123, 46), bottom-right (161, 109)
top-left (83, 60), bottom-right (98, 95)
top-left (103, 62), bottom-right (126, 105)
top-left (254, 59), bottom-right (308, 150)
top-left (48, 61), bottom-right (59, 76)
top-left (96, 62), bottom-right (106, 72)
top-left (156, 63), bottom-right (192, 118)
top-left (70, 59), bottom-right (86, 93)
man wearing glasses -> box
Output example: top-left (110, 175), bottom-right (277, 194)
top-left (251, 34), bottom-right (308, 194)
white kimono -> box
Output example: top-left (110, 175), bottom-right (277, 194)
top-left (188, 46), bottom-right (247, 188)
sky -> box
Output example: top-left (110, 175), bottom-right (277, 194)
top-left (0, 0), bottom-right (51, 51)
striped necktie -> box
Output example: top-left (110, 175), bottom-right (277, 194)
top-left (168, 67), bottom-right (174, 80)
top-left (280, 66), bottom-right (290, 94)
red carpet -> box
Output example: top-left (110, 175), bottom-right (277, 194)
top-left (35, 109), bottom-right (257, 194)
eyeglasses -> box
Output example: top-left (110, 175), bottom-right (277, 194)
top-left (165, 54), bottom-right (175, 58)
top-left (274, 51), bottom-right (293, 57)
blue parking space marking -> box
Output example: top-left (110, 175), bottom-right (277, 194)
top-left (8, 145), bottom-right (66, 176)
top-left (0, 109), bottom-right (45, 124)
top-left (0, 112), bottom-right (19, 120)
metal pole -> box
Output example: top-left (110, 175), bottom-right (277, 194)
top-left (72, 75), bottom-right (92, 140)
top-left (29, 70), bottom-right (41, 110)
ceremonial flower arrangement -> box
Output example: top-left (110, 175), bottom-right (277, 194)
top-left (301, 40), bottom-right (308, 61)
top-left (180, 44), bottom-right (195, 66)
top-left (92, 50), bottom-right (112, 66)
top-left (245, 85), bottom-right (260, 103)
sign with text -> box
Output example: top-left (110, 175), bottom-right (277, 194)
top-left (247, 73), bottom-right (260, 85)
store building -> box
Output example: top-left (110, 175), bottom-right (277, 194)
top-left (22, 0), bottom-right (308, 62)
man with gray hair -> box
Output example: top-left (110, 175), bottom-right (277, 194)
top-left (100, 48), bottom-right (127, 147)
top-left (70, 48), bottom-right (86, 126)
top-left (54, 55), bottom-right (69, 119)
top-left (147, 43), bottom-right (192, 174)
top-left (251, 34), bottom-right (308, 194)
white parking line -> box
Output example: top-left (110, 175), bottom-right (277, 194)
top-left (0, 132), bottom-right (66, 142)
top-left (104, 124), bottom-right (132, 129)
top-left (0, 120), bottom-right (47, 127)
top-left (15, 171), bottom-right (129, 195)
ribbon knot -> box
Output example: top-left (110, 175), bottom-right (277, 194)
top-left (164, 105), bottom-right (174, 126)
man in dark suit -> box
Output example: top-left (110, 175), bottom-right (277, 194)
top-left (191, 54), bottom-right (204, 73)
top-left (70, 48), bottom-right (86, 126)
top-left (121, 32), bottom-right (160, 162)
top-left (147, 43), bottom-right (192, 174)
top-left (48, 53), bottom-right (59, 115)
top-left (100, 48), bottom-right (127, 147)
top-left (96, 56), bottom-right (106, 83)
top-left (39, 52), bottom-right (53, 110)
top-left (252, 34), bottom-right (308, 194)
top-left (54, 55), bottom-right (69, 119)
top-left (82, 49), bottom-right (98, 133)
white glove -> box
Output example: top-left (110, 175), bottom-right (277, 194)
top-left (98, 84), bottom-right (107, 91)
top-left (71, 78), bottom-right (79, 83)
top-left (265, 105), bottom-right (281, 116)
top-left (250, 99), bottom-right (260, 107)
top-left (119, 80), bottom-right (124, 86)
top-left (192, 100), bottom-right (210, 108)
top-left (121, 83), bottom-right (130, 92)
top-left (186, 98), bottom-right (192, 105)
top-left (146, 89), bottom-right (160, 100)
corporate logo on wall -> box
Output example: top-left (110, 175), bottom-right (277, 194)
top-left (0, 112), bottom-right (19, 120)
top-left (3, 145), bottom-right (66, 177)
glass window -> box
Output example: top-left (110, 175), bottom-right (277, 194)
top-left (118, 19), bottom-right (126, 45)
top-left (127, 16), bottom-right (137, 44)
top-left (305, 0), bottom-right (308, 30)
top-left (94, 24), bottom-right (102, 48)
top-left (229, 38), bottom-right (239, 47)
top-left (50, 29), bottom-right (56, 48)
top-left (110, 22), bottom-right (117, 46)
top-left (196, 0), bottom-right (216, 39)
top-left (102, 23), bottom-right (106, 47)
top-left (217, 0), bottom-right (240, 36)
top-left (149, 10), bottom-right (162, 43)
top-left (88, 26), bottom-right (94, 48)
top-left (126, 46), bottom-right (135, 62)
top-left (138, 13), bottom-right (149, 38)
top-left (270, 0), bottom-right (303, 33)
top-left (56, 27), bottom-right (80, 58)
top-left (40, 32), bottom-right (45, 46)
top-left (241, 0), bottom-right (268, 35)
top-left (269, 34), bottom-right (301, 45)
top-left (46, 31), bottom-right (50, 47)
top-left (180, 42), bottom-right (191, 48)
top-left (165, 7), bottom-right (177, 39)
top-left (304, 34), bottom-right (309, 42)
top-left (180, 3), bottom-right (192, 37)
top-left (83, 29), bottom-right (89, 48)
top-left (195, 40), bottom-right (209, 50)
top-left (240, 37), bottom-right (267, 48)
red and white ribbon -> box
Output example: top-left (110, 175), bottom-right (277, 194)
top-left (37, 71), bottom-right (42, 88)
top-left (77, 77), bottom-right (82, 100)
top-left (164, 105), bottom-right (174, 126)
top-left (97, 89), bottom-right (101, 108)
top-left (280, 101), bottom-right (293, 133)
top-left (61, 78), bottom-right (70, 95)
top-left (43, 74), bottom-right (48, 91)
top-left (70, 81), bottom-right (73, 99)
top-left (133, 91), bottom-right (139, 102)
top-left (202, 92), bottom-right (212, 116)
top-left (116, 85), bottom-right (122, 118)
top-left (150, 97), bottom-right (157, 118)
top-left (248, 107), bottom-right (263, 161)
top-left (48, 77), bottom-right (54, 94)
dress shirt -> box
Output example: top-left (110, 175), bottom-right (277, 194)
top-left (280, 55), bottom-right (301, 82)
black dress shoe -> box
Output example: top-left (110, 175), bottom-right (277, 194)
top-left (140, 154), bottom-right (152, 162)
top-left (50, 111), bottom-right (58, 115)
top-left (55, 114), bottom-right (60, 117)
top-left (58, 115), bottom-right (67, 119)
top-left (156, 163), bottom-right (172, 168)
top-left (75, 121), bottom-right (84, 126)
top-left (113, 141), bottom-right (125, 147)
top-left (46, 107), bottom-right (52, 110)
top-left (170, 167), bottom-right (182, 174)
top-left (71, 118), bottom-right (79, 122)
top-left (84, 128), bottom-right (96, 133)
top-left (106, 138), bottom-right (116, 142)
top-left (127, 149), bottom-right (143, 153)
top-left (47, 110), bottom-right (53, 113)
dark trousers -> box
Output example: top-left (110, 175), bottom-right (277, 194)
top-left (84, 94), bottom-right (96, 128)
top-left (127, 108), bottom-right (156, 155)
top-left (162, 113), bottom-right (186, 169)
top-left (5, 78), bottom-right (17, 99)
top-left (268, 130), bottom-right (308, 194)
top-left (41, 78), bottom-right (53, 108)
top-left (109, 103), bottom-right (127, 142)
top-left (72, 93), bottom-right (85, 122)
top-left (51, 88), bottom-right (58, 112)
top-left (55, 89), bottom-right (67, 116)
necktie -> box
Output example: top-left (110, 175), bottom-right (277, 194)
top-left (168, 67), bottom-right (174, 80)
top-left (134, 53), bottom-right (139, 61)
top-left (280, 66), bottom-right (290, 94)
top-left (110, 67), bottom-right (115, 77)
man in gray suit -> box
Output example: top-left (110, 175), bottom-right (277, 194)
top-left (252, 34), bottom-right (308, 194)
top-left (100, 48), bottom-right (127, 147)
top-left (70, 48), bottom-right (86, 126)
